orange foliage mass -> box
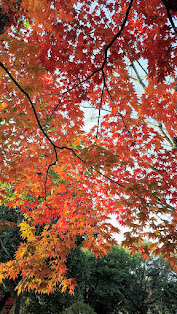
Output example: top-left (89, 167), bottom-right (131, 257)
top-left (0, 0), bottom-right (176, 294)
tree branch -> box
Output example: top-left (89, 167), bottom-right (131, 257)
top-left (137, 60), bottom-right (148, 75)
top-left (130, 62), bottom-right (146, 90)
top-left (0, 238), bottom-right (12, 259)
top-left (147, 121), bottom-right (174, 148)
top-left (161, 0), bottom-right (177, 33)
top-left (102, 0), bottom-right (134, 68)
top-left (95, 69), bottom-right (105, 141)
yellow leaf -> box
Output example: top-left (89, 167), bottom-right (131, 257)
top-left (19, 222), bottom-right (36, 242)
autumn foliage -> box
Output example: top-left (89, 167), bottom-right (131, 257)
top-left (0, 0), bottom-right (177, 294)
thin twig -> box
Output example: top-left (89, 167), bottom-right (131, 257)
top-left (104, 82), bottom-right (131, 135)
top-left (0, 238), bottom-right (12, 259)
top-left (137, 60), bottom-right (148, 75)
top-left (95, 69), bottom-right (105, 141)
top-left (130, 62), bottom-right (146, 89)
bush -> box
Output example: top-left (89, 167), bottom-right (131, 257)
top-left (62, 301), bottom-right (96, 314)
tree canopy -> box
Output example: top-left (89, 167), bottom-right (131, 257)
top-left (0, 0), bottom-right (177, 294)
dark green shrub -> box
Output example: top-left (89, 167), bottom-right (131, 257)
top-left (62, 301), bottom-right (96, 314)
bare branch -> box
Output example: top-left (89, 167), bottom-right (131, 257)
top-left (130, 62), bottom-right (146, 90)
top-left (0, 238), bottom-right (12, 259)
top-left (137, 60), bottom-right (148, 75)
top-left (147, 121), bottom-right (174, 148)
top-left (95, 70), bottom-right (105, 141)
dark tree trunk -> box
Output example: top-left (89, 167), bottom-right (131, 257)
top-left (0, 291), bottom-right (11, 313)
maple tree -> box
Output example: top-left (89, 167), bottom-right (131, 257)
top-left (0, 0), bottom-right (176, 295)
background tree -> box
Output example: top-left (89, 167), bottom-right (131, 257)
top-left (116, 253), bottom-right (177, 313)
top-left (21, 246), bottom-right (177, 313)
top-left (0, 205), bottom-right (24, 314)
